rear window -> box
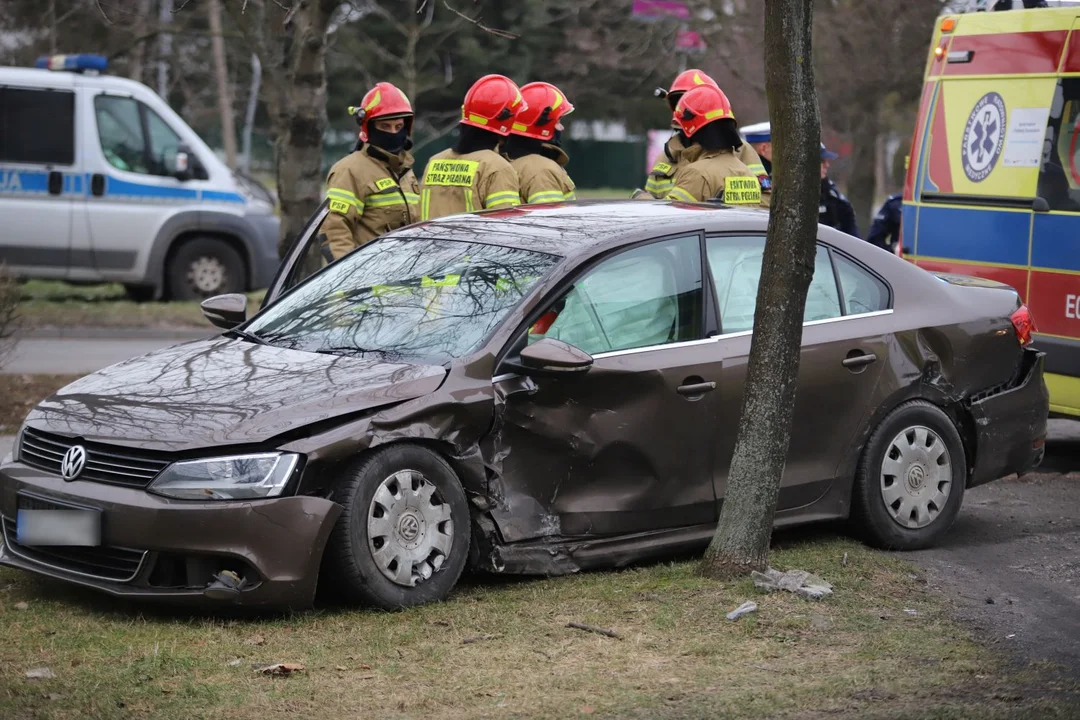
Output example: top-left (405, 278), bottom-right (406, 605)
top-left (0, 87), bottom-right (76, 165)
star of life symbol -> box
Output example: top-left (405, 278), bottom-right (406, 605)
top-left (962, 92), bottom-right (1006, 183)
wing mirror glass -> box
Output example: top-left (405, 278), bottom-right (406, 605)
top-left (200, 293), bottom-right (247, 330)
top-left (518, 338), bottom-right (593, 375)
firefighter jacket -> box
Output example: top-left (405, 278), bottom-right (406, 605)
top-left (510, 145), bottom-right (576, 204)
top-left (419, 148), bottom-right (521, 220)
top-left (646, 131), bottom-right (771, 207)
top-left (665, 145), bottom-right (762, 206)
top-left (322, 144), bottom-right (420, 260)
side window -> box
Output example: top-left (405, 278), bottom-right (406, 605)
top-left (145, 108), bottom-right (183, 176)
top-left (530, 235), bottom-right (703, 355)
top-left (706, 236), bottom-right (841, 333)
top-left (833, 254), bottom-right (891, 315)
top-left (1039, 78), bottom-right (1080, 212)
top-left (95, 96), bottom-right (150, 174)
top-left (0, 87), bottom-right (75, 165)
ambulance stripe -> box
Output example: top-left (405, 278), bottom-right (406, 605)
top-left (1062, 31), bottom-right (1080, 73)
top-left (913, 205), bottom-right (1030, 266)
top-left (1028, 271), bottom-right (1080, 338)
top-left (1032, 214), bottom-right (1080, 273)
top-left (942, 31), bottom-right (1068, 76)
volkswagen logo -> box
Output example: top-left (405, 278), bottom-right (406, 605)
top-left (60, 445), bottom-right (87, 481)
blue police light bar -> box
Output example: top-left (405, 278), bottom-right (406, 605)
top-left (34, 54), bottom-right (108, 73)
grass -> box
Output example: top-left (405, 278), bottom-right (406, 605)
top-left (15, 281), bottom-right (264, 330)
top-left (0, 537), bottom-right (1074, 719)
top-left (0, 374), bottom-right (84, 434)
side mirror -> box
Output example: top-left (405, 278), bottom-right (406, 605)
top-left (173, 145), bottom-right (193, 181)
top-left (518, 338), bottom-right (593, 375)
top-left (201, 293), bottom-right (247, 330)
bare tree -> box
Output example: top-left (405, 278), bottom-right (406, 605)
top-left (700, 0), bottom-right (822, 578)
top-left (208, 0), bottom-right (238, 168)
top-left (0, 265), bottom-right (20, 370)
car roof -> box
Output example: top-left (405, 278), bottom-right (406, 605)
top-left (394, 200), bottom-right (773, 258)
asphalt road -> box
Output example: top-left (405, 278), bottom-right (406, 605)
top-left (2, 332), bottom-right (210, 375)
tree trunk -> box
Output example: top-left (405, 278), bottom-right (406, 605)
top-left (157, 0), bottom-right (174, 98)
top-left (273, 0), bottom-right (335, 258)
top-left (128, 0), bottom-right (154, 85)
top-left (209, 0), bottom-right (238, 169)
top-left (846, 98), bottom-right (880, 235)
top-left (700, 0), bottom-right (821, 579)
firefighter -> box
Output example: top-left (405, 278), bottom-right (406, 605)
top-left (819, 143), bottom-right (860, 237)
top-left (504, 81), bottom-right (576, 204)
top-left (420, 74), bottom-right (525, 220)
top-left (322, 82), bottom-right (420, 260)
top-left (665, 85), bottom-right (762, 206)
top-left (641, 69), bottom-right (770, 204)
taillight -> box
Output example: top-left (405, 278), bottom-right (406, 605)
top-left (1010, 305), bottom-right (1035, 346)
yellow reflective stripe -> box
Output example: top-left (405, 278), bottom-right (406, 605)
top-left (667, 186), bottom-right (697, 202)
top-left (746, 163), bottom-right (767, 176)
top-left (365, 189), bottom-right (408, 208)
top-left (704, 108), bottom-right (733, 120)
top-left (421, 188), bottom-right (431, 220)
top-left (327, 188), bottom-right (361, 206)
top-left (646, 177), bottom-right (675, 195)
top-left (403, 192), bottom-right (420, 203)
top-left (465, 188), bottom-right (475, 213)
top-left (485, 190), bottom-right (521, 207)
top-left (564, 190), bottom-right (576, 200)
top-left (467, 113), bottom-right (489, 125)
top-left (512, 122), bottom-right (529, 132)
top-left (526, 190), bottom-right (565, 204)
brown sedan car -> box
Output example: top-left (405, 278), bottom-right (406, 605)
top-left (0, 201), bottom-right (1048, 609)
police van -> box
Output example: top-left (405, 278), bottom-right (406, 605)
top-left (0, 54), bottom-right (280, 300)
top-left (902, 0), bottom-right (1080, 417)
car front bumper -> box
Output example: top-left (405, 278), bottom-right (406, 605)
top-left (0, 460), bottom-right (340, 609)
top-left (968, 348), bottom-right (1049, 487)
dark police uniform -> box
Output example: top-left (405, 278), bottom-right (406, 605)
top-left (867, 193), bottom-right (902, 251)
top-left (819, 178), bottom-right (860, 238)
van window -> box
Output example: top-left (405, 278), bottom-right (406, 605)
top-left (94, 96), bottom-right (182, 177)
top-left (1039, 78), bottom-right (1080, 212)
top-left (0, 87), bottom-right (75, 165)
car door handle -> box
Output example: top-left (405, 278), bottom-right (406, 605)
top-left (91, 173), bottom-right (105, 197)
top-left (677, 381), bottom-right (717, 396)
top-left (841, 352), bottom-right (878, 369)
top-left (47, 171), bottom-right (63, 195)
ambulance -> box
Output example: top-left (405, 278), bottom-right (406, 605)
top-left (902, 0), bottom-right (1080, 417)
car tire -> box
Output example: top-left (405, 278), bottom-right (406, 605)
top-left (123, 284), bottom-right (156, 303)
top-left (325, 444), bottom-right (470, 610)
top-left (165, 237), bottom-right (245, 301)
top-left (851, 400), bottom-right (966, 550)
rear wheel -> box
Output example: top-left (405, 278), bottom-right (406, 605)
top-left (852, 400), bottom-right (966, 550)
top-left (165, 237), bottom-right (245, 301)
top-left (325, 444), bottom-right (470, 609)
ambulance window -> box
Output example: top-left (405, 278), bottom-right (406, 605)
top-left (1039, 78), bottom-right (1080, 212)
top-left (0, 87), bottom-right (75, 166)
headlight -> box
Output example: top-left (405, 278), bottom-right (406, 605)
top-left (148, 452), bottom-right (300, 500)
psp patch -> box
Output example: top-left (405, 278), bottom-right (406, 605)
top-left (723, 176), bottom-right (762, 205)
top-left (962, 91), bottom-right (1006, 183)
top-left (423, 159), bottom-right (479, 187)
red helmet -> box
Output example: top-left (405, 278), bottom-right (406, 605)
top-left (511, 82), bottom-right (574, 140)
top-left (666, 69), bottom-right (719, 110)
top-left (673, 85), bottom-right (735, 138)
top-left (350, 82), bottom-right (413, 142)
top-left (461, 74), bottom-right (527, 136)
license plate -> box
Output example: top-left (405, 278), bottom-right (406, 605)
top-left (16, 509), bottom-right (101, 547)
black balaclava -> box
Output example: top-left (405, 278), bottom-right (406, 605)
top-left (551, 128), bottom-right (563, 147)
top-left (692, 118), bottom-right (744, 153)
top-left (503, 134), bottom-right (544, 160)
top-left (454, 124), bottom-right (502, 155)
top-left (368, 125), bottom-right (411, 154)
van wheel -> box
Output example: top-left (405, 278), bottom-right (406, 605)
top-left (166, 237), bottom-right (245, 301)
top-left (123, 284), bottom-right (156, 303)
top-left (851, 400), bottom-right (966, 550)
top-left (325, 445), bottom-right (470, 610)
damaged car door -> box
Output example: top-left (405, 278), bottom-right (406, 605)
top-left (489, 234), bottom-right (723, 543)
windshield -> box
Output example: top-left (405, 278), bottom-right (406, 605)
top-left (246, 238), bottom-right (558, 364)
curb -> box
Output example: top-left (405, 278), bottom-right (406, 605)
top-left (18, 327), bottom-right (215, 340)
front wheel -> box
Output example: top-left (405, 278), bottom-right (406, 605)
top-left (165, 237), bottom-right (246, 301)
top-left (325, 444), bottom-right (470, 609)
top-left (852, 400), bottom-right (967, 550)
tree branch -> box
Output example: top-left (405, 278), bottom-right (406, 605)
top-left (441, 1), bottom-right (518, 39)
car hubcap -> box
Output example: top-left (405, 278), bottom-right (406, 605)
top-left (367, 469), bottom-right (453, 587)
top-left (880, 425), bottom-right (952, 529)
top-left (188, 256), bottom-right (226, 294)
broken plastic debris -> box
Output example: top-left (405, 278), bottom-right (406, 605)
top-left (226, 658), bottom-right (243, 667)
top-left (255, 663), bottom-right (305, 676)
top-left (1006, 633), bottom-right (1016, 639)
top-left (204, 570), bottom-right (249, 601)
top-left (726, 601), bottom-right (758, 621)
top-left (752, 568), bottom-right (833, 600)
top-left (26, 667), bottom-right (55, 680)
top-left (14, 601), bottom-right (29, 610)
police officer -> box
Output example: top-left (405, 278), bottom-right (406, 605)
top-left (739, 120), bottom-right (772, 182)
top-left (642, 69), bottom-right (770, 204)
top-left (665, 85), bottom-right (761, 206)
top-left (504, 82), bottom-right (576, 204)
top-left (867, 193), bottom-right (901, 251)
top-left (323, 82), bottom-right (420, 260)
top-left (819, 143), bottom-right (860, 237)
top-left (420, 74), bottom-right (525, 220)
